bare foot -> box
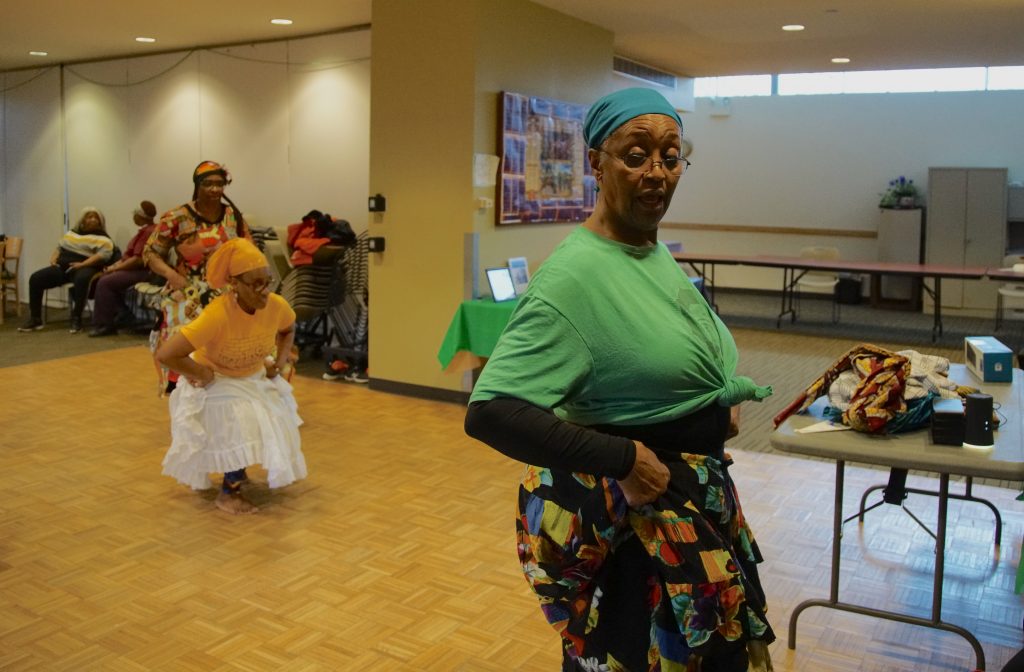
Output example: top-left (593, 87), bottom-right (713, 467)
top-left (215, 490), bottom-right (259, 515)
top-left (237, 477), bottom-right (262, 493)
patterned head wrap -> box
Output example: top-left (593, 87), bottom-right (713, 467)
top-left (583, 87), bottom-right (682, 149)
top-left (134, 200), bottom-right (157, 220)
top-left (205, 238), bottom-right (267, 290)
top-left (193, 160), bottom-right (230, 185)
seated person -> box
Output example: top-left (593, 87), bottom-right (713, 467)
top-left (89, 200), bottom-right (159, 337)
top-left (18, 207), bottom-right (114, 334)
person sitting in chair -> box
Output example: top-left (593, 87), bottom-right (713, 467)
top-left (19, 207), bottom-right (114, 334)
top-left (89, 200), bottom-right (159, 337)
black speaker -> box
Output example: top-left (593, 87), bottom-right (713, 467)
top-left (931, 397), bottom-right (965, 446)
top-left (963, 393), bottom-right (994, 449)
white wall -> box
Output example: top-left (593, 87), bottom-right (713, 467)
top-left (0, 68), bottom-right (65, 274)
top-left (663, 90), bottom-right (1024, 290)
top-left (1, 29), bottom-right (371, 288)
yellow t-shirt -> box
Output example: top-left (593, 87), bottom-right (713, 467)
top-left (181, 293), bottom-right (296, 377)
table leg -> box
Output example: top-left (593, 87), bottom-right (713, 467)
top-left (932, 277), bottom-right (943, 341)
top-left (789, 460), bottom-right (845, 648)
top-left (777, 268), bottom-right (798, 328)
top-left (787, 466), bottom-right (988, 670)
top-left (852, 476), bottom-right (1002, 546)
top-left (933, 474), bottom-right (947, 622)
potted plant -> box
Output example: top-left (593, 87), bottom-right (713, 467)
top-left (879, 176), bottom-right (919, 208)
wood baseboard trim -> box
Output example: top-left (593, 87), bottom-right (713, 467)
top-left (369, 378), bottom-right (470, 405)
top-left (661, 222), bottom-right (876, 239)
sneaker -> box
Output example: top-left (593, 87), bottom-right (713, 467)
top-left (17, 319), bottom-right (43, 332)
top-left (69, 317), bottom-right (83, 334)
top-left (322, 359), bottom-right (348, 381)
top-left (344, 368), bottom-right (369, 384)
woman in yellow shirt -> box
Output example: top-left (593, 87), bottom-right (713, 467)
top-left (157, 238), bottom-right (306, 515)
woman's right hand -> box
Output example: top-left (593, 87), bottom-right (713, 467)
top-left (166, 271), bottom-right (187, 291)
top-left (617, 441), bottom-right (670, 507)
top-left (186, 366), bottom-right (215, 388)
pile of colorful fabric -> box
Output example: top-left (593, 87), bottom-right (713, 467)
top-left (773, 344), bottom-right (972, 433)
top-left (286, 210), bottom-right (356, 266)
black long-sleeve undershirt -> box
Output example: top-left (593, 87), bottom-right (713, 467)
top-left (465, 397), bottom-right (636, 479)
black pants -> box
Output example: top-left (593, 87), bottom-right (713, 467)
top-left (28, 264), bottom-right (100, 321)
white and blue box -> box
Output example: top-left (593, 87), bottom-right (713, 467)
top-left (964, 336), bottom-right (1014, 383)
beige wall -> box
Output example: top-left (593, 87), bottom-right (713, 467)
top-left (472, 1), bottom-right (614, 281)
top-left (368, 0), bottom-right (479, 391)
top-left (369, 0), bottom-right (614, 392)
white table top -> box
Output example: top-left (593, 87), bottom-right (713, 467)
top-left (770, 365), bottom-right (1024, 481)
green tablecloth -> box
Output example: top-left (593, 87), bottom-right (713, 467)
top-left (437, 298), bottom-right (519, 370)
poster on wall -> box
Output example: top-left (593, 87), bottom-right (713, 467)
top-left (498, 91), bottom-right (595, 225)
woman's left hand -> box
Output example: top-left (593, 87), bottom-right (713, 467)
top-left (265, 357), bottom-right (281, 379)
top-left (67, 261), bottom-right (84, 270)
top-left (618, 441), bottom-right (670, 507)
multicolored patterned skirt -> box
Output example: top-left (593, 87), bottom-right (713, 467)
top-left (151, 273), bottom-right (219, 395)
top-left (516, 404), bottom-right (774, 671)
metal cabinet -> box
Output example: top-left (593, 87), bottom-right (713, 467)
top-left (926, 167), bottom-right (1007, 312)
top-left (875, 207), bottom-right (923, 309)
top-left (1008, 185), bottom-right (1024, 252)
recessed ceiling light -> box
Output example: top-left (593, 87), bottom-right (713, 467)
top-left (270, 18), bottom-right (293, 25)
top-left (135, 37), bottom-right (156, 43)
top-left (831, 57), bottom-right (851, 64)
top-left (29, 51), bottom-right (48, 56)
top-left (782, 24), bottom-right (805, 31)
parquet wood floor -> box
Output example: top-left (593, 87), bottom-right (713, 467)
top-left (1, 345), bottom-right (1022, 671)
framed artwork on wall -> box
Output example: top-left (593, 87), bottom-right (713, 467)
top-left (498, 91), bottom-right (595, 225)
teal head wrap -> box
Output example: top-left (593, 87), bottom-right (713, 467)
top-left (583, 87), bottom-right (683, 149)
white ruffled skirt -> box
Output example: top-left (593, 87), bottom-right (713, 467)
top-left (162, 371), bottom-right (307, 490)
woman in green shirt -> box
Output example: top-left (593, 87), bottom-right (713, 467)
top-left (465, 88), bottom-right (774, 671)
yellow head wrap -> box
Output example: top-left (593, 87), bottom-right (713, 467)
top-left (205, 238), bottom-right (267, 289)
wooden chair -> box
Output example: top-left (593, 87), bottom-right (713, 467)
top-left (796, 245), bottom-right (841, 323)
top-left (0, 236), bottom-right (24, 325)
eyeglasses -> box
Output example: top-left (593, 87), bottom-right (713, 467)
top-left (600, 150), bottom-right (691, 175)
top-left (200, 179), bottom-right (228, 189)
top-left (235, 276), bottom-right (272, 293)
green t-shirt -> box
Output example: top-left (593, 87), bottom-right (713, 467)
top-left (470, 226), bottom-right (770, 425)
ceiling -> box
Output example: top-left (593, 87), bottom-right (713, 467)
top-left (2, 0), bottom-right (1023, 77)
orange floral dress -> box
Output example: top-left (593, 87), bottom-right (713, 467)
top-left (142, 203), bottom-right (251, 393)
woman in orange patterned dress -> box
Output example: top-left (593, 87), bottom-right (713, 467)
top-left (143, 161), bottom-right (252, 394)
